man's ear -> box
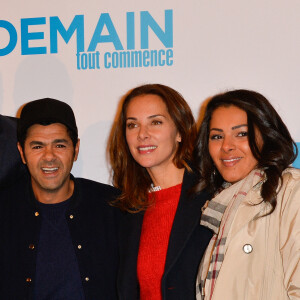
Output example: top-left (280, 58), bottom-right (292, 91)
top-left (74, 139), bottom-right (80, 162)
top-left (17, 142), bottom-right (26, 164)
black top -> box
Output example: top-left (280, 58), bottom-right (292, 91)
top-left (33, 198), bottom-right (85, 300)
top-left (0, 115), bottom-right (28, 187)
top-left (0, 175), bottom-right (121, 300)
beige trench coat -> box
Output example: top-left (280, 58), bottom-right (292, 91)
top-left (209, 168), bottom-right (300, 300)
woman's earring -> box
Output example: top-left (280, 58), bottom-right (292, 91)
top-left (211, 167), bottom-right (216, 182)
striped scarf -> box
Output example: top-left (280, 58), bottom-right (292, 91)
top-left (196, 169), bottom-right (264, 300)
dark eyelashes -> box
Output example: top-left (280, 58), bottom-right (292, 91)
top-left (209, 131), bottom-right (248, 140)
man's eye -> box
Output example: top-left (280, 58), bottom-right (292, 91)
top-left (32, 145), bottom-right (42, 149)
top-left (56, 144), bottom-right (66, 148)
top-left (127, 122), bottom-right (137, 129)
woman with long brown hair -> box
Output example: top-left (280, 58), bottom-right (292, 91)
top-left (195, 89), bottom-right (300, 300)
top-left (109, 83), bottom-right (212, 300)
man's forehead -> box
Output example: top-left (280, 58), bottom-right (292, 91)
top-left (25, 123), bottom-right (70, 140)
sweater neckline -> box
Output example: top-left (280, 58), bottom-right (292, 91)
top-left (151, 183), bottom-right (182, 194)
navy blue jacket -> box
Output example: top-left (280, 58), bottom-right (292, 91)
top-left (0, 175), bottom-right (120, 300)
top-left (117, 169), bottom-right (213, 300)
top-left (0, 115), bottom-right (28, 187)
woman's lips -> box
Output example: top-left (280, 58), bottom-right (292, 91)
top-left (137, 145), bottom-right (157, 154)
top-left (221, 157), bottom-right (242, 167)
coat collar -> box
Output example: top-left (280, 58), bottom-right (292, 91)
top-left (226, 186), bottom-right (269, 241)
top-left (163, 169), bottom-right (210, 276)
top-left (26, 174), bottom-right (79, 210)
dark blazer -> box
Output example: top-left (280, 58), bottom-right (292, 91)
top-left (0, 175), bottom-right (121, 300)
top-left (0, 114), bottom-right (28, 187)
top-left (118, 169), bottom-right (213, 300)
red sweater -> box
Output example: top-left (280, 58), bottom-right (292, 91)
top-left (137, 184), bottom-right (182, 300)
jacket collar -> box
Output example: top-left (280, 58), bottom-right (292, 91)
top-left (26, 174), bottom-right (79, 210)
top-left (163, 169), bottom-right (210, 275)
top-left (227, 168), bottom-right (300, 243)
top-left (226, 187), bottom-right (267, 241)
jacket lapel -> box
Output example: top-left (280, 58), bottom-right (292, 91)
top-left (163, 170), bottom-right (210, 275)
top-left (226, 188), bottom-right (267, 241)
top-left (118, 211), bottom-right (144, 299)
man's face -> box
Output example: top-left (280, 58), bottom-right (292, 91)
top-left (18, 123), bottom-right (79, 203)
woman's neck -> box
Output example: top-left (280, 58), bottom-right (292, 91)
top-left (147, 164), bottom-right (185, 189)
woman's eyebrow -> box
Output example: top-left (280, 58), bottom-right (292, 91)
top-left (210, 128), bottom-right (223, 132)
top-left (210, 124), bottom-right (248, 132)
top-left (232, 124), bottom-right (248, 130)
top-left (148, 114), bottom-right (166, 119)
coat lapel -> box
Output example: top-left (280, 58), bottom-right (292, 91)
top-left (163, 170), bottom-right (210, 275)
top-left (118, 211), bottom-right (144, 299)
top-left (226, 188), bottom-right (267, 241)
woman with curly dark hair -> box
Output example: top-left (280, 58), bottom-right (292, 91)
top-left (109, 83), bottom-right (212, 300)
top-left (195, 89), bottom-right (300, 300)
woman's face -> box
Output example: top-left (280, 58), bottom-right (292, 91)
top-left (208, 105), bottom-right (263, 183)
top-left (125, 94), bottom-right (181, 174)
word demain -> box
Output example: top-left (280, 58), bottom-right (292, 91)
top-left (0, 10), bottom-right (173, 56)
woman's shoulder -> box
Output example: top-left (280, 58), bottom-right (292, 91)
top-left (282, 167), bottom-right (300, 182)
top-left (278, 168), bottom-right (300, 206)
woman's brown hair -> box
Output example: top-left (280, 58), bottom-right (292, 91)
top-left (109, 84), bottom-right (197, 212)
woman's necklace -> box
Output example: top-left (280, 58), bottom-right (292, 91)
top-left (150, 183), bottom-right (162, 192)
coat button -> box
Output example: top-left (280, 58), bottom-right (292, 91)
top-left (26, 278), bottom-right (32, 282)
top-left (243, 244), bottom-right (253, 254)
top-left (85, 277), bottom-right (89, 282)
top-left (29, 244), bottom-right (35, 250)
top-left (69, 215), bottom-right (74, 219)
top-left (78, 245), bottom-right (82, 250)
top-left (35, 212), bottom-right (39, 216)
